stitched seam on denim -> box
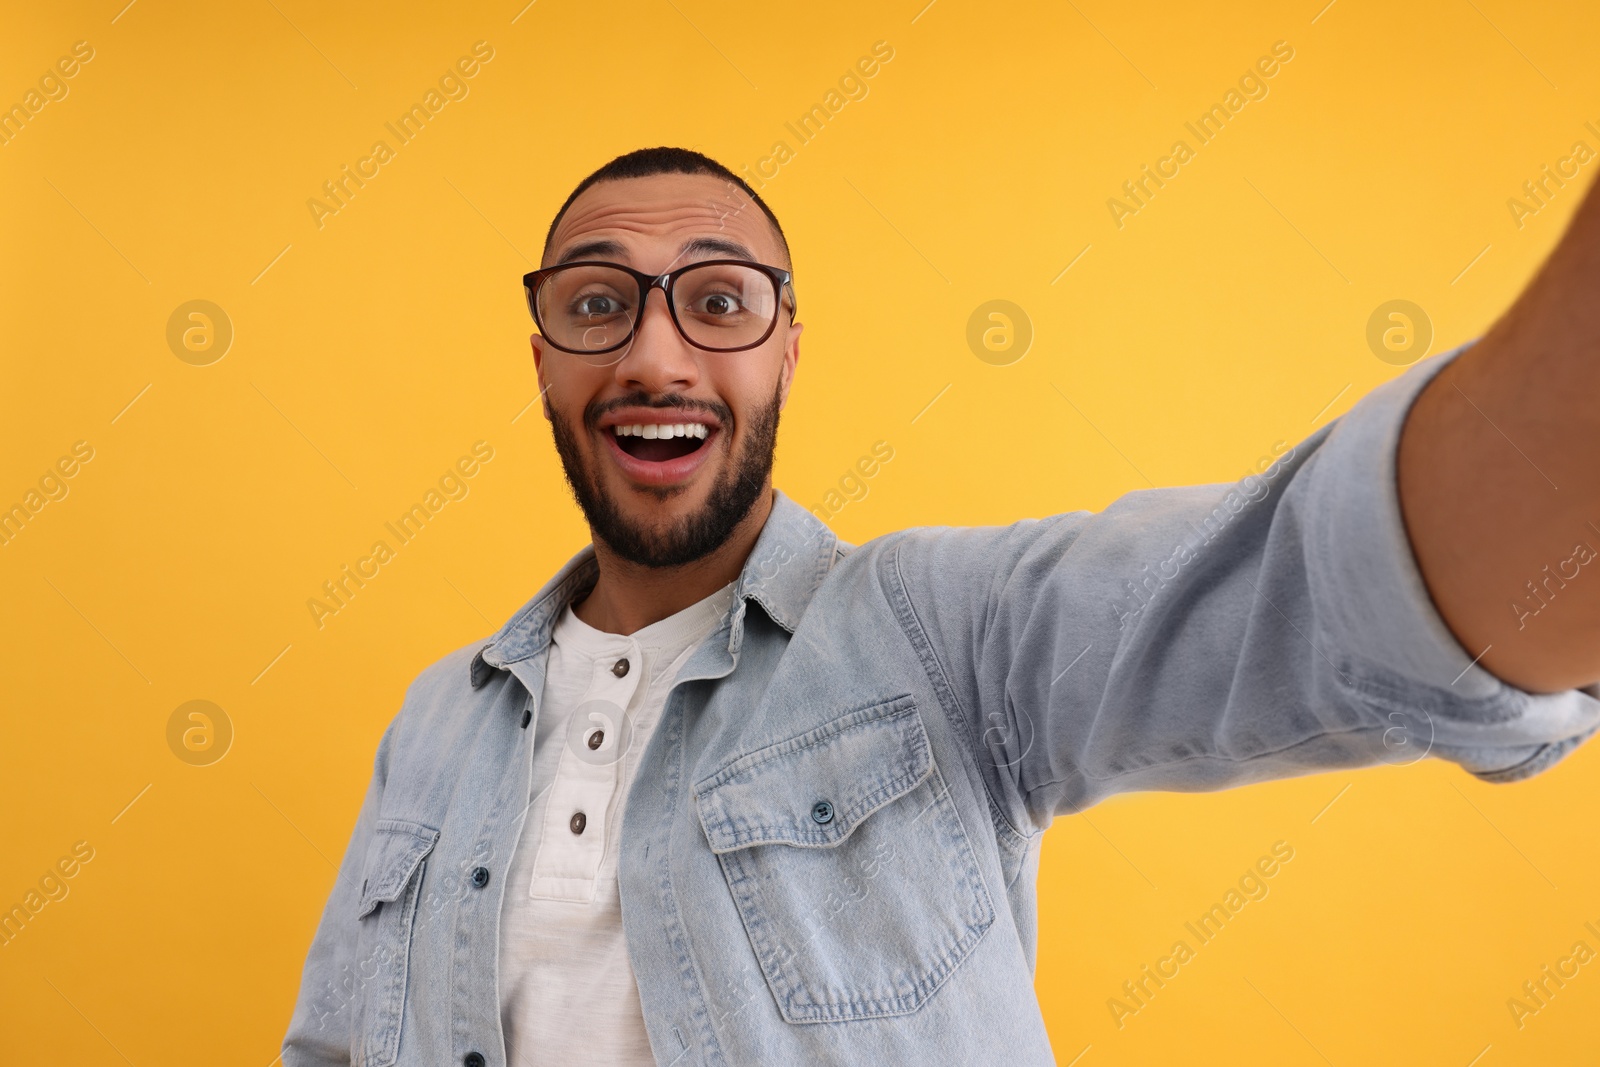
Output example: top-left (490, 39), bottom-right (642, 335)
top-left (724, 768), bottom-right (995, 1023)
top-left (885, 540), bottom-right (1032, 843)
top-left (452, 707), bottom-right (530, 1056)
top-left (654, 697), bottom-right (731, 1067)
top-left (360, 822), bottom-right (439, 912)
top-left (927, 759), bottom-right (999, 936)
top-left (1466, 723), bottom-right (1598, 782)
top-left (694, 700), bottom-right (926, 850)
top-left (1468, 741), bottom-right (1561, 783)
top-left (744, 514), bottom-right (836, 635)
top-left (361, 856), bottom-right (424, 1067)
top-left (705, 756), bottom-right (932, 851)
top-left (745, 588), bottom-right (793, 636)
top-left (694, 695), bottom-right (919, 794)
top-left (493, 555), bottom-right (600, 667)
top-left (884, 543), bottom-right (975, 739)
top-left (985, 788), bottom-right (1032, 885)
top-left (697, 703), bottom-right (928, 844)
top-left (1337, 653), bottom-right (1526, 725)
top-left (719, 848), bottom-right (793, 1019)
top-left (787, 770), bottom-right (995, 1021)
top-left (1005, 837), bottom-right (1033, 891)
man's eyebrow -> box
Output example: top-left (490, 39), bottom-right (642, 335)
top-left (556, 238), bottom-right (629, 265)
top-left (553, 235), bottom-right (761, 268)
top-left (677, 236), bottom-right (758, 263)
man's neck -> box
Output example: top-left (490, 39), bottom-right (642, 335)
top-left (571, 488), bottom-right (775, 636)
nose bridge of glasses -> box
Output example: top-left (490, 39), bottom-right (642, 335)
top-left (619, 272), bottom-right (694, 359)
top-left (635, 272), bottom-right (679, 331)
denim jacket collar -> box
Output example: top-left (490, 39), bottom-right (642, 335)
top-left (468, 488), bottom-right (838, 689)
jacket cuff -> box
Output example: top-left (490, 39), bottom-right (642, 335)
top-left (1303, 340), bottom-right (1600, 779)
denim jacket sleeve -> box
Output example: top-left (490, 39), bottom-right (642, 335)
top-left (281, 715), bottom-right (398, 1067)
top-left (883, 344), bottom-right (1600, 833)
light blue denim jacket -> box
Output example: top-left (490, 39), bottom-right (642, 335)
top-left (283, 345), bottom-right (1600, 1066)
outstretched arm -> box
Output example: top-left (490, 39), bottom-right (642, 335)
top-left (1400, 174), bottom-right (1600, 694)
top-left (876, 178), bottom-right (1600, 825)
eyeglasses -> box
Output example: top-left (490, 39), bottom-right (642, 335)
top-left (523, 259), bottom-right (796, 365)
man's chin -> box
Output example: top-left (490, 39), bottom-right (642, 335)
top-left (608, 501), bottom-right (707, 545)
top-left (550, 382), bottom-right (783, 569)
top-left (595, 516), bottom-right (728, 569)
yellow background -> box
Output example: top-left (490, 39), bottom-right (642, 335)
top-left (3, 0), bottom-right (1598, 1062)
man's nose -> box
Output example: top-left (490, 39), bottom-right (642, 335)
top-left (613, 287), bottom-right (699, 392)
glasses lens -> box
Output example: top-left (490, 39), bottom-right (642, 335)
top-left (535, 265), bottom-right (639, 360)
top-left (672, 263), bottom-right (778, 350)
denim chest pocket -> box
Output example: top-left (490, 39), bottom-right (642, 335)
top-left (694, 695), bottom-right (995, 1024)
top-left (352, 819), bottom-right (438, 1067)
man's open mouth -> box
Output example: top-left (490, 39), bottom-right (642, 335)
top-left (609, 421), bottom-right (713, 463)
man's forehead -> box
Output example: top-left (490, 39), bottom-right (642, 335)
top-left (546, 174), bottom-right (784, 268)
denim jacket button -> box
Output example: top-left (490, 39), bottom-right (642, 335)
top-left (464, 1053), bottom-right (486, 1067)
top-left (470, 866), bottom-right (490, 889)
top-left (811, 800), bottom-right (834, 825)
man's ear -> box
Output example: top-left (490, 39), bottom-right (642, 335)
top-left (778, 321), bottom-right (802, 411)
top-left (531, 333), bottom-right (552, 420)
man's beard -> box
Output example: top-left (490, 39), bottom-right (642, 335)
top-left (549, 383), bottom-right (781, 568)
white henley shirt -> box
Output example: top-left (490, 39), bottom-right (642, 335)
top-left (497, 579), bottom-right (735, 1065)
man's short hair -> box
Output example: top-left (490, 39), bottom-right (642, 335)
top-left (541, 146), bottom-right (791, 268)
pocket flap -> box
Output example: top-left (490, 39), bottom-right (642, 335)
top-left (694, 695), bottom-right (931, 854)
top-left (356, 819), bottom-right (440, 919)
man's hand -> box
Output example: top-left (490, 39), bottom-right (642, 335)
top-left (1398, 172), bottom-right (1600, 693)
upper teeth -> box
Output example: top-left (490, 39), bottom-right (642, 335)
top-left (613, 423), bottom-right (709, 439)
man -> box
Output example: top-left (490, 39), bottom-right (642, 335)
top-left (283, 146), bottom-right (1600, 1066)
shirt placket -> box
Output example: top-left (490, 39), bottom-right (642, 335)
top-left (526, 637), bottom-right (643, 902)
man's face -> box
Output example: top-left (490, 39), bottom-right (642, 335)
top-left (533, 172), bottom-right (802, 568)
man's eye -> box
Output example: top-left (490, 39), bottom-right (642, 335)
top-left (696, 292), bottom-right (741, 316)
top-left (575, 294), bottom-right (624, 317)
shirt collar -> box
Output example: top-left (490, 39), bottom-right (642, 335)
top-left (469, 488), bottom-right (841, 689)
